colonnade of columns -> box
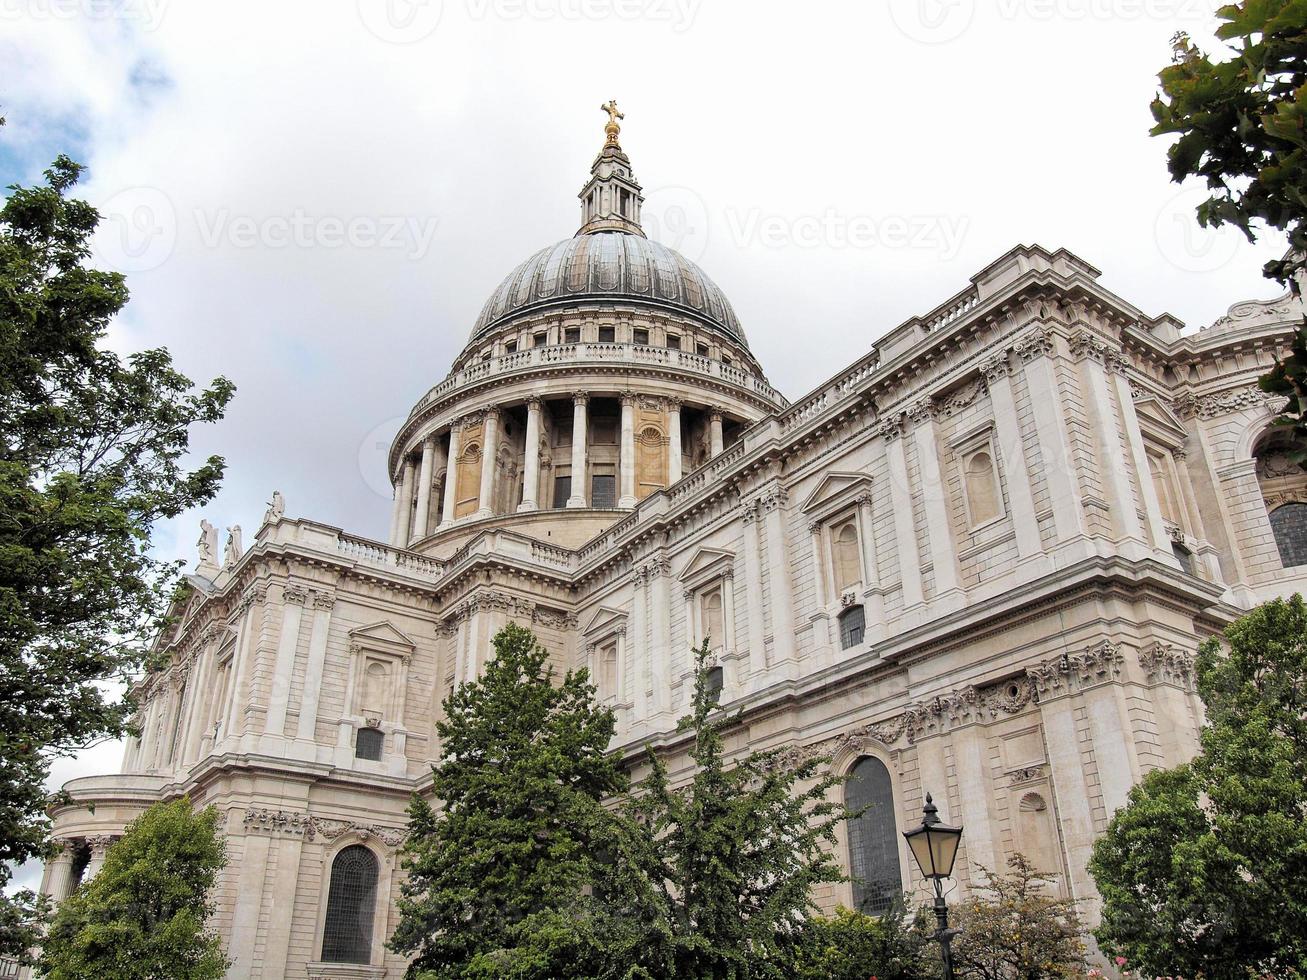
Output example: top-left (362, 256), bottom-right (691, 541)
top-left (388, 393), bottom-right (732, 548)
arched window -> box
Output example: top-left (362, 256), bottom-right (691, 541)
top-left (838, 605), bottom-right (865, 650)
top-left (354, 727), bottom-right (384, 761)
top-left (964, 450), bottom-right (1001, 525)
top-left (833, 522), bottom-right (862, 592)
top-left (701, 588), bottom-right (725, 652)
top-left (321, 845), bottom-right (379, 964)
top-left (846, 757), bottom-right (901, 915)
top-left (1270, 503), bottom-right (1307, 567)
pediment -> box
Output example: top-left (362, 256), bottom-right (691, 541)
top-left (348, 621), bottom-right (417, 654)
top-left (1134, 396), bottom-right (1189, 445)
top-left (581, 605), bottom-right (627, 637)
top-left (798, 471), bottom-right (873, 515)
top-left (677, 546), bottom-right (735, 585)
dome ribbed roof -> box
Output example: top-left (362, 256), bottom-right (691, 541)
top-left (470, 231), bottom-right (747, 347)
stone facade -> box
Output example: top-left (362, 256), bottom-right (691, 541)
top-left (36, 119), bottom-right (1307, 979)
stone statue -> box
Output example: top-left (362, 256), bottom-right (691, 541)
top-left (223, 525), bottom-right (243, 567)
top-left (197, 519), bottom-right (219, 567)
top-left (600, 99), bottom-right (623, 146)
top-left (263, 490), bottom-right (285, 525)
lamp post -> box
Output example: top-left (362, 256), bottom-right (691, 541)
top-left (903, 792), bottom-right (964, 980)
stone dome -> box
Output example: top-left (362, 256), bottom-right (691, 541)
top-left (470, 230), bottom-right (747, 347)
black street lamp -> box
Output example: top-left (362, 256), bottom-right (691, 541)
top-left (903, 792), bottom-right (964, 980)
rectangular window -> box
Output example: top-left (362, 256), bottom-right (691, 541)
top-left (598, 326), bottom-right (616, 343)
top-left (721, 354), bottom-right (732, 366)
top-left (633, 328), bottom-right (649, 345)
top-left (564, 327), bottom-right (581, 343)
top-left (553, 475), bottom-right (572, 508)
top-left (504, 340), bottom-right (517, 354)
top-left (666, 334), bottom-right (681, 351)
top-left (591, 473), bottom-right (616, 508)
top-left (696, 343), bottom-right (710, 358)
top-left (533, 332), bottom-right (547, 348)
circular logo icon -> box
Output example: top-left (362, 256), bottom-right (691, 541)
top-left (357, 0), bottom-right (443, 43)
top-left (888, 0), bottom-right (975, 44)
top-left (358, 416), bottom-right (407, 499)
top-left (93, 186), bottom-right (177, 274)
top-left (643, 184), bottom-right (710, 262)
top-left (1154, 185), bottom-right (1243, 274)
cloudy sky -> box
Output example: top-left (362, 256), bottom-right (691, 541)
top-left (1, 0), bottom-right (1290, 887)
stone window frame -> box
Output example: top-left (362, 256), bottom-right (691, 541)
top-left (950, 422), bottom-right (1005, 532)
top-left (338, 623), bottom-right (415, 776)
top-left (827, 739), bottom-right (912, 913)
top-left (307, 835), bottom-right (393, 978)
top-left (798, 473), bottom-right (876, 615)
top-left (580, 607), bottom-right (631, 711)
top-left (677, 549), bottom-right (740, 700)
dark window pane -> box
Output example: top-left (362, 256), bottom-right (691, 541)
top-left (1171, 543), bottom-right (1194, 575)
top-left (564, 327), bottom-right (580, 343)
top-left (839, 606), bottom-right (865, 649)
top-left (705, 666), bottom-right (724, 704)
top-left (553, 475), bottom-right (571, 509)
top-left (354, 727), bottom-right (383, 761)
top-left (533, 332), bottom-right (547, 348)
top-left (321, 845), bottom-right (379, 963)
top-left (666, 335), bottom-right (681, 350)
top-left (598, 326), bottom-right (616, 343)
top-left (591, 474), bottom-right (616, 508)
top-left (1271, 503), bottom-right (1307, 567)
top-left (634, 328), bottom-right (649, 345)
top-left (847, 757), bottom-right (901, 916)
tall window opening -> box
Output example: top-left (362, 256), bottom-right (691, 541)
top-left (846, 756), bottom-right (901, 915)
top-left (354, 727), bottom-right (384, 761)
top-left (321, 845), bottom-right (379, 964)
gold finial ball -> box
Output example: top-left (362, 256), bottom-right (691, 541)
top-left (600, 99), bottom-right (624, 147)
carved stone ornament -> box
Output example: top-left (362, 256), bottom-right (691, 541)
top-left (308, 817), bottom-right (406, 848)
top-left (1009, 766), bottom-right (1044, 785)
top-left (1174, 384), bottom-right (1289, 421)
top-left (242, 808), bottom-right (310, 837)
top-left (1137, 642), bottom-right (1196, 686)
top-left (1013, 327), bottom-right (1054, 362)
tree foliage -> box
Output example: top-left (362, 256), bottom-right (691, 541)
top-left (949, 853), bottom-right (1087, 980)
top-left (389, 622), bottom-right (625, 979)
top-left (0, 150), bottom-right (233, 956)
top-left (784, 905), bottom-right (936, 980)
top-left (36, 798), bottom-right (228, 980)
top-left (598, 640), bottom-right (848, 980)
top-left (1089, 596), bottom-right (1307, 978)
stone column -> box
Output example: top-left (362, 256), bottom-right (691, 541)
top-left (741, 502), bottom-right (767, 679)
top-left (1074, 332), bottom-right (1147, 555)
top-left (387, 468), bottom-right (406, 547)
top-left (295, 592), bottom-right (334, 744)
top-left (761, 485), bottom-right (797, 672)
top-left (181, 637), bottom-right (217, 767)
top-left (1113, 366), bottom-right (1176, 559)
top-left (808, 521), bottom-right (835, 653)
top-left (708, 406), bottom-right (724, 458)
top-left (396, 456), bottom-right (416, 548)
top-left (518, 397), bottom-right (543, 512)
top-left (222, 593), bottom-right (260, 741)
top-left (1015, 328), bottom-right (1086, 544)
top-left (567, 393), bottom-right (589, 508)
top-left (882, 417), bottom-right (924, 608)
top-left (631, 567), bottom-right (648, 719)
top-left (84, 836), bottom-right (113, 880)
top-left (981, 353), bottom-right (1043, 561)
top-left (854, 491), bottom-right (885, 632)
top-left (667, 398), bottom-right (683, 484)
top-left (649, 560), bottom-right (672, 716)
top-left (619, 392), bottom-right (637, 508)
top-left (908, 398), bottom-right (962, 604)
top-left (476, 410), bottom-right (500, 519)
top-left (44, 842), bottom-right (75, 903)
top-left (440, 422), bottom-right (462, 528)
top-left (263, 585), bottom-right (307, 739)
top-left (412, 435), bottom-right (437, 542)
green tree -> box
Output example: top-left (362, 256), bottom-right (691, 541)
top-left (785, 905), bottom-right (936, 980)
top-left (1148, 3), bottom-right (1307, 459)
top-left (949, 853), bottom-right (1087, 980)
top-left (0, 152), bottom-right (233, 957)
top-left (389, 622), bottom-right (626, 980)
top-left (599, 640), bottom-right (847, 980)
top-left (36, 797), bottom-right (228, 980)
top-left (1089, 596), bottom-right (1307, 978)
